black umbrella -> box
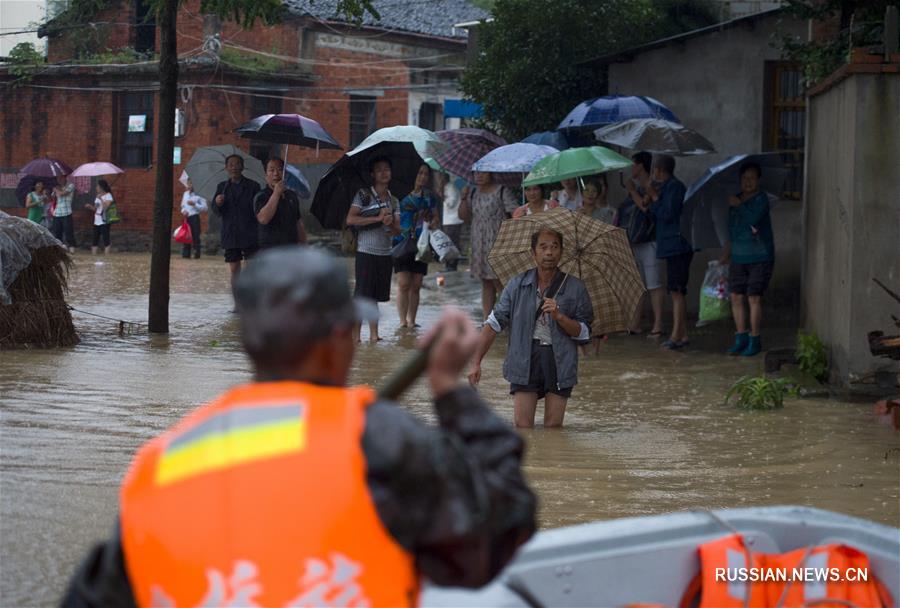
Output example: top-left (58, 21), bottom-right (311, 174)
top-left (235, 114), bottom-right (342, 150)
top-left (310, 141), bottom-right (425, 230)
top-left (15, 175), bottom-right (58, 205)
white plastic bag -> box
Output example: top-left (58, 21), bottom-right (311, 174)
top-left (416, 224), bottom-right (432, 262)
top-left (429, 229), bottom-right (460, 263)
top-left (697, 260), bottom-right (730, 327)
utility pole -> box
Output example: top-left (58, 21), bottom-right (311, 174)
top-left (148, 0), bottom-right (178, 333)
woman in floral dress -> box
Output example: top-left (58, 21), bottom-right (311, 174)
top-left (460, 171), bottom-right (519, 320)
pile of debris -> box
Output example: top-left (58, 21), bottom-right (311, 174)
top-left (0, 211), bottom-right (78, 348)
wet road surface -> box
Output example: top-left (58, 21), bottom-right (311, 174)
top-left (1, 252), bottom-right (897, 605)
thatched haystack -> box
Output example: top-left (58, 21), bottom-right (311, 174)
top-left (0, 211), bottom-right (78, 348)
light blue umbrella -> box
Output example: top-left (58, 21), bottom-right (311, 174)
top-left (471, 142), bottom-right (559, 174)
top-left (284, 164), bottom-right (311, 199)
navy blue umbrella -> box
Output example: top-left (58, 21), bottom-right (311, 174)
top-left (521, 131), bottom-right (571, 150)
top-left (15, 175), bottom-right (58, 205)
top-left (558, 95), bottom-right (680, 133)
top-left (683, 153), bottom-right (789, 250)
top-left (284, 164), bottom-right (311, 199)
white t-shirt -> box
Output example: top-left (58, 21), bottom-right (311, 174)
top-left (94, 193), bottom-right (113, 226)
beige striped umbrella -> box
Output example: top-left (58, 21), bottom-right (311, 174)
top-left (488, 207), bottom-right (646, 335)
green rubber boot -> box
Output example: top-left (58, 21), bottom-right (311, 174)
top-left (727, 332), bottom-right (749, 355)
top-left (742, 335), bottom-right (762, 357)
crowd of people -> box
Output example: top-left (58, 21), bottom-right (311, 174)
top-left (22, 146), bottom-right (774, 431)
top-left (47, 138), bottom-right (778, 607)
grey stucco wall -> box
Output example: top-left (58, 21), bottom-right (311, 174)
top-left (803, 72), bottom-right (900, 385)
top-left (605, 14), bottom-right (807, 324)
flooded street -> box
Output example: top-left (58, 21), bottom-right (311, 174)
top-left (2, 252), bottom-right (898, 606)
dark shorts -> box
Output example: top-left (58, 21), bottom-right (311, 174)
top-left (355, 252), bottom-right (393, 302)
top-left (510, 341), bottom-right (573, 399)
top-left (392, 253), bottom-right (428, 276)
top-left (665, 250), bottom-right (694, 295)
top-left (224, 246), bottom-right (258, 263)
top-left (730, 261), bottom-right (774, 296)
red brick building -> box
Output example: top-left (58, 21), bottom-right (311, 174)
top-left (0, 0), bottom-right (485, 248)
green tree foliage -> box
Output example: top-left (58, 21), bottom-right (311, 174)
top-left (780, 0), bottom-right (893, 85)
top-left (461, 0), bottom-right (719, 140)
top-left (6, 43), bottom-right (45, 82)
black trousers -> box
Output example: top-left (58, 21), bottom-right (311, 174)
top-left (51, 215), bottom-right (76, 247)
top-left (181, 214), bottom-right (202, 258)
top-left (92, 224), bottom-right (111, 248)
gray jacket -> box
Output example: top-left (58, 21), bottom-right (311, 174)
top-left (487, 269), bottom-right (594, 389)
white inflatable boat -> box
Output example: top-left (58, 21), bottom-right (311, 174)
top-left (421, 506), bottom-right (900, 607)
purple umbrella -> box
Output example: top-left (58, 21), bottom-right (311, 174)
top-left (20, 157), bottom-right (73, 178)
top-left (236, 114), bottom-right (342, 150)
top-left (15, 175), bottom-right (57, 205)
top-left (435, 128), bottom-right (507, 179)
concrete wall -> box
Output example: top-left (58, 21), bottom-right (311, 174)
top-left (803, 70), bottom-right (900, 385)
top-left (606, 13), bottom-right (807, 323)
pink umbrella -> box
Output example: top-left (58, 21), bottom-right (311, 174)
top-left (71, 162), bottom-right (124, 194)
top-left (71, 162), bottom-right (124, 177)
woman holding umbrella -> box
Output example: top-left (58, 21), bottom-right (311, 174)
top-left (25, 181), bottom-right (50, 225)
top-left (512, 185), bottom-right (558, 218)
top-left (722, 161), bottom-right (775, 357)
top-left (393, 163), bottom-right (438, 328)
top-left (84, 180), bottom-right (115, 254)
top-left (459, 171), bottom-right (519, 321)
top-left (346, 156), bottom-right (398, 343)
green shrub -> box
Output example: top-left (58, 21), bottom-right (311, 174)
top-left (796, 330), bottom-right (828, 382)
top-left (725, 376), bottom-right (798, 410)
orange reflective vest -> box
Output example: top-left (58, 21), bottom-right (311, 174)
top-left (120, 381), bottom-right (419, 608)
top-left (685, 534), bottom-right (893, 608)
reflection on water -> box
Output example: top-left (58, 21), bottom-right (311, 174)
top-left (1, 252), bottom-right (898, 605)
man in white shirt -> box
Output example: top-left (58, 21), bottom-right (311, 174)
top-left (181, 179), bottom-right (208, 259)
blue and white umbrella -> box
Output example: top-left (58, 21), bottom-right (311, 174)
top-left (558, 95), bottom-right (680, 133)
top-left (284, 164), bottom-right (311, 199)
top-left (471, 142), bottom-right (559, 174)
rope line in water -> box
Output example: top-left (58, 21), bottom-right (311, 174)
top-left (67, 305), bottom-right (147, 335)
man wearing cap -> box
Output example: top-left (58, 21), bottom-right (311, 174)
top-left (62, 247), bottom-right (537, 608)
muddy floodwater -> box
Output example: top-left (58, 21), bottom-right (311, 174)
top-left (2, 252), bottom-right (898, 605)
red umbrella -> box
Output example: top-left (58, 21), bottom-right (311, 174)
top-left (20, 157), bottom-right (73, 178)
top-left (434, 128), bottom-right (506, 179)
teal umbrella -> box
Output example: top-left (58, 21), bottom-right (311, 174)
top-left (350, 125), bottom-right (446, 159)
top-left (522, 146), bottom-right (631, 187)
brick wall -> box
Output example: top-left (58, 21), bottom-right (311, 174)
top-left (6, 3), bottom-right (467, 247)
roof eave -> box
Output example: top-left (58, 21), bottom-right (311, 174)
top-left (580, 6), bottom-right (785, 67)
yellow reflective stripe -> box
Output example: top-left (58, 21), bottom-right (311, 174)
top-left (156, 418), bottom-right (306, 485)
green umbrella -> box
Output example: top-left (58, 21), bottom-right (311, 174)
top-left (349, 125), bottom-right (446, 159)
top-left (424, 157), bottom-right (442, 171)
top-left (522, 146), bottom-right (631, 187)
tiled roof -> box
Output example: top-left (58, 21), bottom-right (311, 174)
top-left (284, 0), bottom-right (487, 39)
